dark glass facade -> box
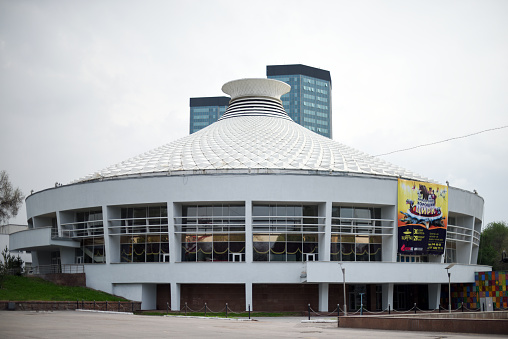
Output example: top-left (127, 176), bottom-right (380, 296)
top-left (189, 96), bottom-right (230, 134)
top-left (267, 64), bottom-right (332, 138)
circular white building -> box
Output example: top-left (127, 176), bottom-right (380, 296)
top-left (11, 79), bottom-right (486, 312)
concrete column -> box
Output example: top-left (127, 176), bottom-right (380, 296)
top-left (320, 202), bottom-right (331, 262)
top-left (170, 282), bottom-right (181, 311)
top-left (382, 206), bottom-right (397, 262)
top-left (245, 282), bottom-right (253, 311)
top-left (428, 283), bottom-right (442, 310)
top-left (106, 206), bottom-right (121, 264)
top-left (141, 284), bottom-right (157, 310)
top-left (102, 205), bottom-right (111, 265)
top-left (382, 283), bottom-right (394, 310)
top-left (318, 283), bottom-right (329, 312)
top-left (245, 200), bottom-right (253, 263)
top-left (168, 201), bottom-right (178, 263)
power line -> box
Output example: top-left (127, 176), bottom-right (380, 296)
top-left (374, 125), bottom-right (508, 157)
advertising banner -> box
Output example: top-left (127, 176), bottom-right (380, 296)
top-left (398, 179), bottom-right (448, 255)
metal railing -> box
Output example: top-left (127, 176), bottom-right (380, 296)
top-left (28, 264), bottom-right (84, 275)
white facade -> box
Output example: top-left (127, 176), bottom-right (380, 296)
top-left (11, 79), bottom-right (487, 311)
top-left (1, 224), bottom-right (32, 270)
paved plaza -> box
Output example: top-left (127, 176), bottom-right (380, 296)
top-left (1, 311), bottom-right (507, 339)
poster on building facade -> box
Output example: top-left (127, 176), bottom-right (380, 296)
top-left (398, 179), bottom-right (448, 255)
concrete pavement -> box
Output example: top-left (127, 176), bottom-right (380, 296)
top-left (1, 311), bottom-right (507, 339)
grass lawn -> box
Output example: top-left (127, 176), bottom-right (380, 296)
top-left (0, 275), bottom-right (126, 301)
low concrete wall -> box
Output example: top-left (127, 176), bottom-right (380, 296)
top-left (37, 273), bottom-right (86, 287)
top-left (339, 312), bottom-right (508, 335)
top-left (0, 301), bottom-right (141, 312)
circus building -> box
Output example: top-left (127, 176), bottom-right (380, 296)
top-left (10, 78), bottom-right (487, 312)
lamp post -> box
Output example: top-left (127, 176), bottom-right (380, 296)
top-left (359, 292), bottom-right (365, 315)
top-left (445, 263), bottom-right (456, 313)
top-left (339, 263), bottom-right (347, 316)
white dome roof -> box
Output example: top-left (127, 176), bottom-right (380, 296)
top-left (75, 79), bottom-right (431, 183)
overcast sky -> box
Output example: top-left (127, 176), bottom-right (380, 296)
top-left (1, 0), bottom-right (507, 227)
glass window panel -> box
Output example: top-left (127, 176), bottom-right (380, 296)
top-left (303, 234), bottom-right (318, 242)
top-left (213, 205), bottom-right (222, 217)
top-left (253, 242), bottom-right (269, 261)
top-left (182, 243), bottom-right (196, 262)
top-left (133, 207), bottom-right (147, 218)
top-left (303, 205), bottom-right (318, 217)
top-left (120, 244), bottom-right (132, 262)
top-left (332, 207), bottom-right (340, 218)
top-left (276, 205), bottom-right (286, 216)
top-left (148, 206), bottom-right (160, 218)
top-left (286, 206), bottom-right (296, 216)
top-left (229, 242), bottom-right (245, 253)
top-left (253, 205), bottom-right (269, 216)
top-left (186, 206), bottom-right (197, 217)
top-left (120, 236), bottom-right (132, 244)
top-left (370, 244), bottom-right (382, 261)
top-left (213, 242), bottom-right (228, 261)
top-left (147, 235), bottom-right (160, 243)
top-left (341, 235), bottom-right (355, 243)
top-left (229, 205), bottom-right (244, 216)
top-left (331, 234), bottom-right (340, 243)
top-left (270, 241), bottom-right (286, 261)
top-left (356, 243), bottom-right (369, 261)
top-left (132, 236), bottom-right (145, 244)
top-left (197, 235), bottom-right (213, 242)
top-left (330, 243), bottom-right (340, 261)
top-left (287, 234), bottom-right (302, 242)
top-left (197, 243), bottom-right (213, 261)
top-left (271, 234), bottom-right (286, 242)
top-left (253, 234), bottom-right (270, 242)
top-left (370, 236), bottom-right (382, 244)
top-left (133, 243), bottom-right (145, 262)
top-left (198, 206), bottom-right (208, 217)
top-left (286, 243), bottom-right (302, 261)
top-left (303, 242), bottom-right (318, 254)
top-left (341, 243), bottom-right (355, 261)
top-left (340, 207), bottom-right (353, 218)
top-left (355, 235), bottom-right (369, 244)
top-left (213, 234), bottom-right (228, 242)
top-left (146, 243), bottom-right (160, 262)
top-left (183, 234), bottom-right (196, 243)
top-left (160, 243), bottom-right (169, 254)
top-left (229, 234), bottom-right (245, 241)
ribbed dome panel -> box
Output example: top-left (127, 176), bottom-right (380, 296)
top-left (219, 97), bottom-right (291, 121)
top-left (74, 78), bottom-right (432, 183)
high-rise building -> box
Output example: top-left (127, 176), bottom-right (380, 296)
top-left (189, 96), bottom-right (230, 134)
top-left (266, 64), bottom-right (332, 138)
top-left (189, 65), bottom-right (332, 138)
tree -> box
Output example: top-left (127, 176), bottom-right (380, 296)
top-left (0, 246), bottom-right (24, 287)
top-left (0, 170), bottom-right (24, 224)
top-left (478, 221), bottom-right (508, 271)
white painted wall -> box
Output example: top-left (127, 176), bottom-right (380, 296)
top-left (20, 173), bottom-right (485, 309)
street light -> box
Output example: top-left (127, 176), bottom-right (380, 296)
top-left (338, 263), bottom-right (347, 316)
top-left (445, 263), bottom-right (456, 313)
top-left (359, 292), bottom-right (365, 315)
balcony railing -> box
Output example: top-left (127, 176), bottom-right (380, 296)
top-left (28, 264), bottom-right (84, 275)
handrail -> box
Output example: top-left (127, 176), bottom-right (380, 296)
top-left (29, 264), bottom-right (85, 274)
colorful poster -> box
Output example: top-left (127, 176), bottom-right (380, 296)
top-left (398, 179), bottom-right (448, 255)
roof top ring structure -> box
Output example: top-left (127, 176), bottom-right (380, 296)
top-left (221, 78), bottom-right (291, 101)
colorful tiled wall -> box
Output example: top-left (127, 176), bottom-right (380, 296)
top-left (445, 271), bottom-right (508, 310)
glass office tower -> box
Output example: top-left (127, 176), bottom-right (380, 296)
top-left (267, 64), bottom-right (332, 138)
top-left (189, 96), bottom-right (230, 134)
